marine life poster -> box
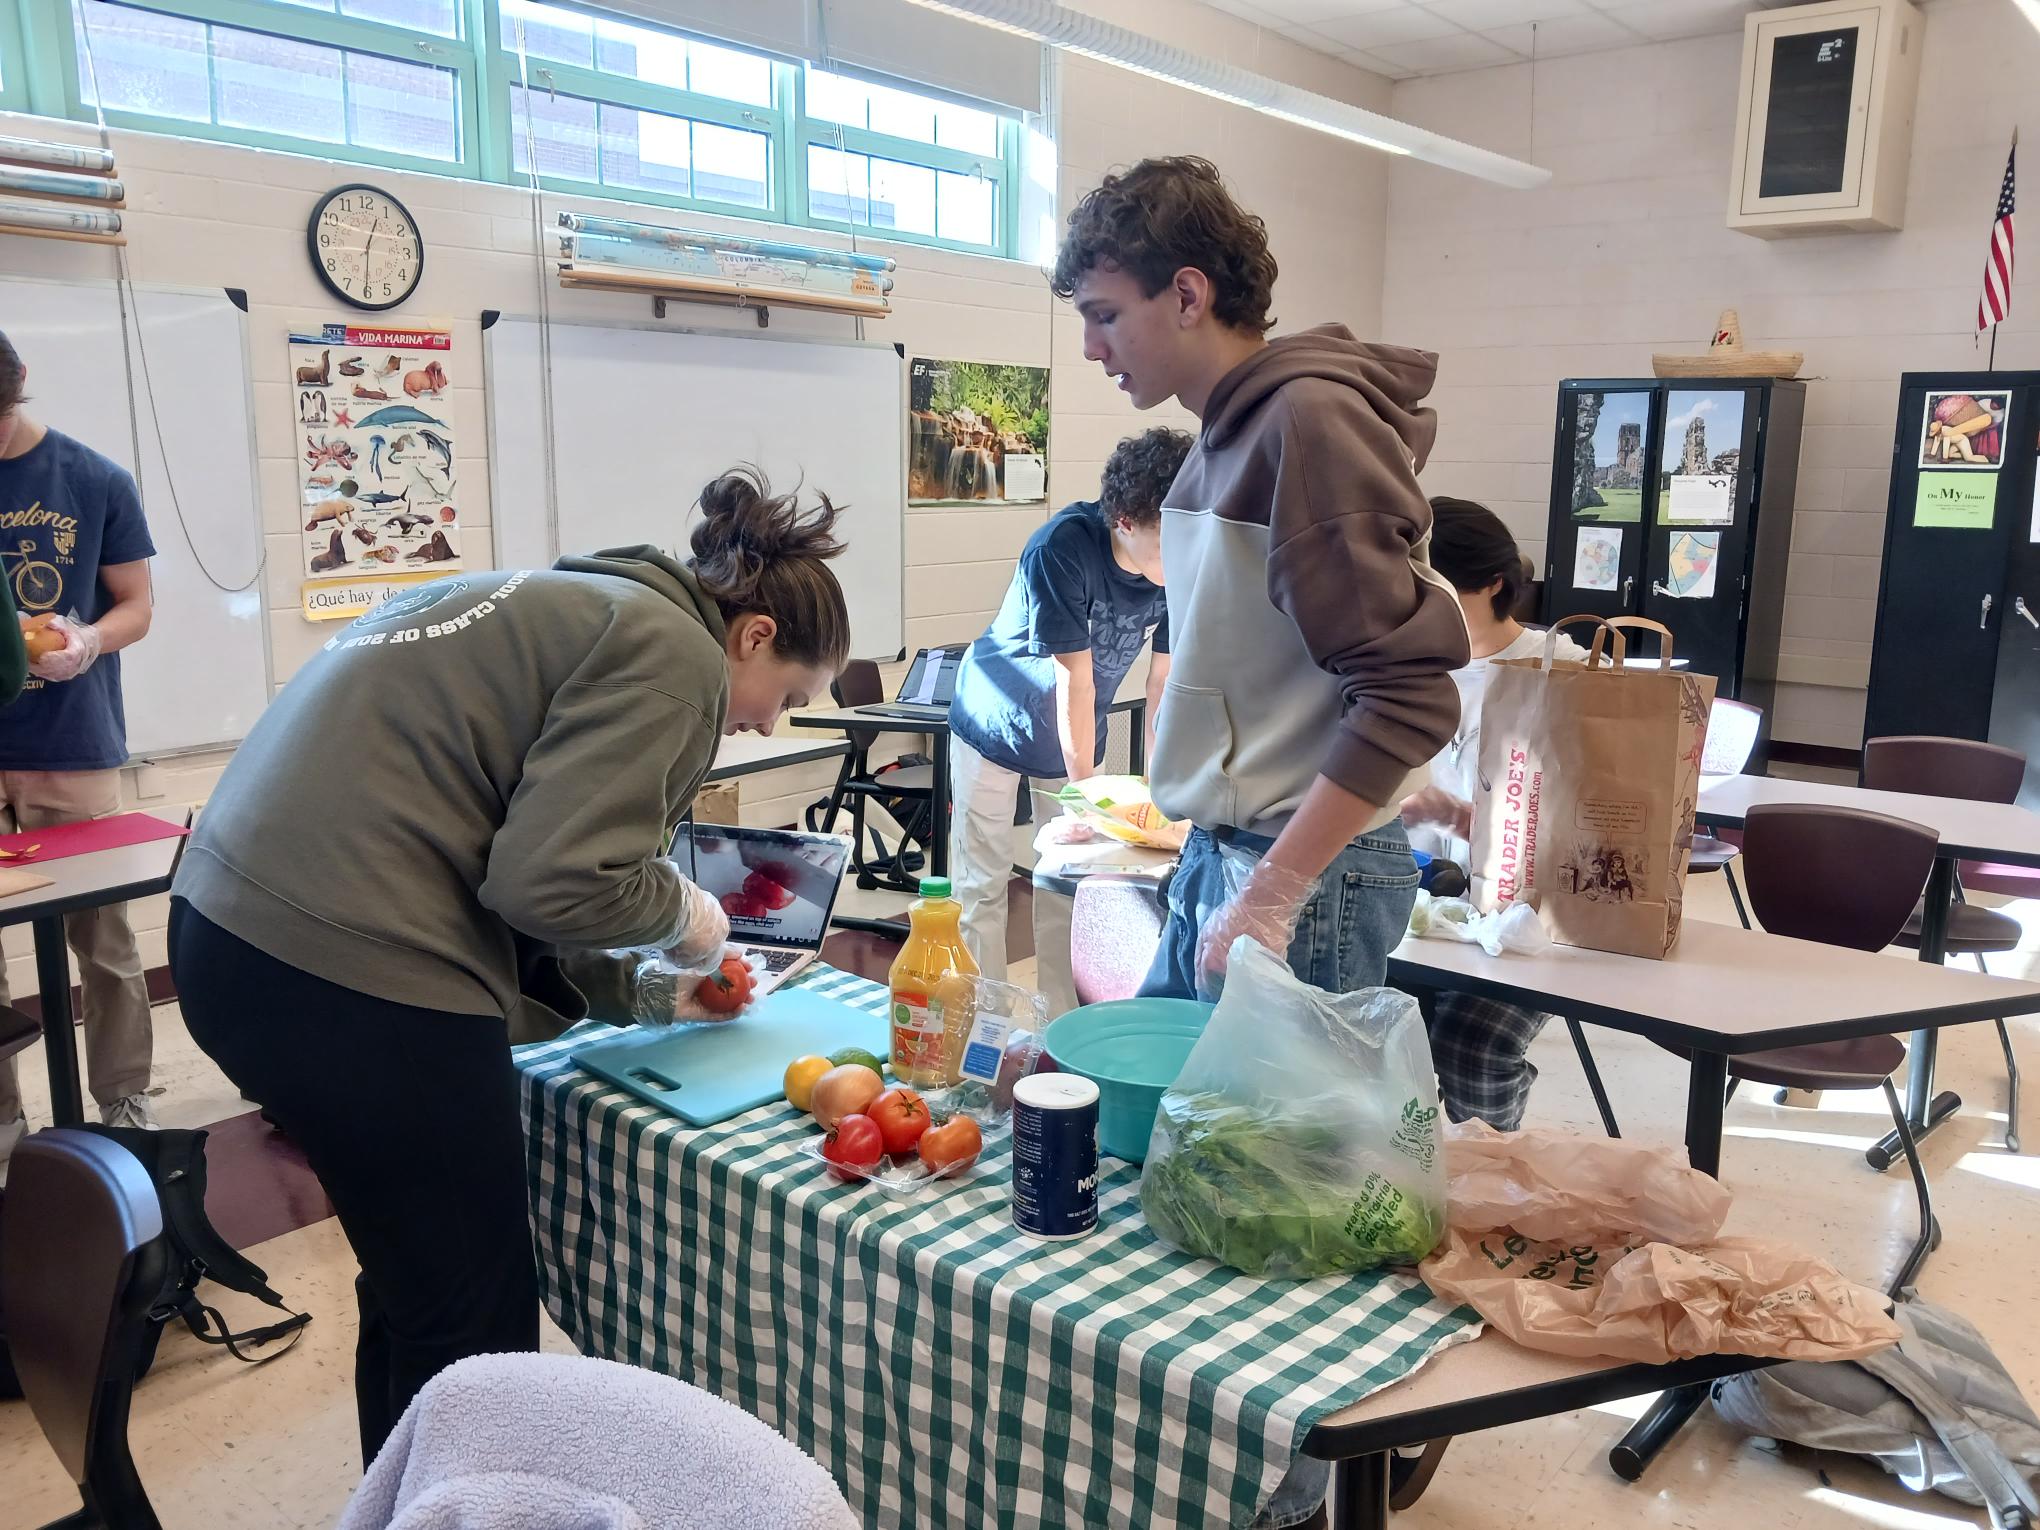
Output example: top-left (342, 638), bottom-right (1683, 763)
top-left (291, 323), bottom-right (462, 589)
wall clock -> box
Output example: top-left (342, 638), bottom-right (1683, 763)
top-left (308, 183), bottom-right (423, 311)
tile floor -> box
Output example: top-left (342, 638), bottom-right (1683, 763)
top-left (6, 861), bottom-right (2040, 1529)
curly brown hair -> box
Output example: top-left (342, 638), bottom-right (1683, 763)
top-left (0, 331), bottom-right (23, 416)
top-left (689, 467), bottom-right (852, 671)
top-left (1050, 157), bottom-right (1278, 334)
top-left (1099, 427), bottom-right (1194, 530)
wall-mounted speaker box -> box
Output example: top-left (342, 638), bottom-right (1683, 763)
top-left (1727, 0), bottom-right (1922, 238)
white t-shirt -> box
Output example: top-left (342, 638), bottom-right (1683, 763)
top-left (1408, 624), bottom-right (1589, 866)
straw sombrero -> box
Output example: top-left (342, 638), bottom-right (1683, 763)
top-left (1653, 310), bottom-right (1802, 379)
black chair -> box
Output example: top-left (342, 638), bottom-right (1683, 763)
top-left (1862, 735), bottom-right (2025, 1152)
top-left (1572, 804), bottom-right (1943, 1299)
top-left (2, 1127), bottom-right (171, 1529)
top-left (804, 658), bottom-right (936, 892)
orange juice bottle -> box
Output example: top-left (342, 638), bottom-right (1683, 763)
top-left (889, 877), bottom-right (979, 1089)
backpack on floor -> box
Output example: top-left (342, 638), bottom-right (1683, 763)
top-left (1712, 1298), bottom-right (2040, 1530)
top-left (0, 1123), bottom-right (311, 1399)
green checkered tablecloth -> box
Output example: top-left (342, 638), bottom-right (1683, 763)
top-left (517, 964), bottom-right (1480, 1529)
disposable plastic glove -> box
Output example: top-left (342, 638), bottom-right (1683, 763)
top-left (27, 615), bottom-right (102, 683)
top-left (629, 947), bottom-right (761, 1025)
top-left (660, 875), bottom-right (730, 970)
top-left (1194, 858), bottom-right (1318, 999)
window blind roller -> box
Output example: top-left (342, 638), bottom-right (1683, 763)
top-left (587, 0), bottom-right (1044, 116)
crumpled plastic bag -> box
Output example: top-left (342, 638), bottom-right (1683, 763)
top-left (1408, 892), bottom-right (1551, 957)
top-left (1419, 1120), bottom-right (1900, 1364)
top-left (1421, 1233), bottom-right (1901, 1364)
top-left (1048, 775), bottom-right (1189, 851)
top-left (1138, 939), bottom-right (1447, 1278)
top-left (1442, 1117), bottom-right (1729, 1245)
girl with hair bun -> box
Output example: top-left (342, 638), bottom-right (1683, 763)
top-left (168, 467), bottom-right (849, 1462)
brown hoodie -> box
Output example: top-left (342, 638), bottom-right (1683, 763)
top-left (1149, 324), bottom-right (1471, 837)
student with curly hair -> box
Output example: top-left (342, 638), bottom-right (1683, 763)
top-left (947, 426), bottom-right (1192, 987)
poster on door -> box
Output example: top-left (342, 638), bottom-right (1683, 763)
top-left (1919, 391), bottom-right (2010, 471)
top-left (292, 324), bottom-right (461, 586)
top-left (1658, 390), bottom-right (1744, 526)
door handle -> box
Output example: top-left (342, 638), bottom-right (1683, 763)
top-left (1982, 592), bottom-right (1995, 629)
top-left (1652, 580), bottom-right (1675, 597)
top-left (2019, 596), bottom-right (2039, 630)
top-left (1623, 576), bottom-right (1635, 603)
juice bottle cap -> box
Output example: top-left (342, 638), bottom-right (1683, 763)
top-left (918, 876), bottom-right (954, 899)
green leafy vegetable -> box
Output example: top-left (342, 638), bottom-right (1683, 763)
top-left (1140, 1093), bottom-right (1445, 1278)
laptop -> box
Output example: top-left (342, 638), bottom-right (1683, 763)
top-left (854, 645), bottom-right (964, 722)
top-left (679, 822), bottom-right (853, 995)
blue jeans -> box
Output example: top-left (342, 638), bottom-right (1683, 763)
top-left (1139, 822), bottom-right (1422, 1528)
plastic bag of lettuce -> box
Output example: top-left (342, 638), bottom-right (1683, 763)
top-left (1139, 939), bottom-right (1447, 1278)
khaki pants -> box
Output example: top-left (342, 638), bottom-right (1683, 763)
top-left (949, 738), bottom-right (1065, 991)
top-left (0, 770), bottom-right (152, 1122)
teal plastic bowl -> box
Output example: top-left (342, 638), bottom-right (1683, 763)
top-left (1044, 998), bottom-right (1214, 1163)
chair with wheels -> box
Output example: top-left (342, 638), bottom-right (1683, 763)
top-left (804, 659), bottom-right (936, 892)
top-left (2, 1127), bottom-right (171, 1530)
top-left (1862, 735), bottom-right (2026, 1152)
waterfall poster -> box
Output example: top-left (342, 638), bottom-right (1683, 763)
top-left (908, 357), bottom-right (1050, 505)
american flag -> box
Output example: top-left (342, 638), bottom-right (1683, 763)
top-left (1977, 133), bottom-right (2016, 332)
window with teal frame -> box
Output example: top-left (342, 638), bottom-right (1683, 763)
top-left (0, 0), bottom-right (28, 112)
top-left (0, 0), bottom-right (1025, 256)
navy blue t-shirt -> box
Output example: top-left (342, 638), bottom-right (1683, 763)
top-left (949, 500), bottom-right (1168, 778)
top-left (0, 429), bottom-right (154, 770)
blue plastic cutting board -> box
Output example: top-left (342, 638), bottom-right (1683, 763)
top-left (573, 987), bottom-right (892, 1127)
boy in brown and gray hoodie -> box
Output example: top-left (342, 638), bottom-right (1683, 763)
top-left (1050, 149), bottom-right (1469, 1530)
top-left (1052, 156), bottom-right (1468, 1010)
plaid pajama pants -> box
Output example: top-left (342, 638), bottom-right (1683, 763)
top-left (1426, 991), bottom-right (1553, 1131)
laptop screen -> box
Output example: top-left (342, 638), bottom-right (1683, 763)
top-left (897, 646), bottom-right (963, 706)
top-left (681, 823), bottom-right (851, 949)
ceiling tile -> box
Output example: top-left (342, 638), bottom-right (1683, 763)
top-left (1309, 5), bottom-right (1463, 49)
top-left (1484, 10), bottom-right (1643, 56)
top-left (1197, 0), bottom-right (1286, 26)
top-left (1593, 0), bottom-right (1752, 39)
top-left (1369, 29), bottom-right (1521, 71)
top-left (1341, 46), bottom-right (1418, 78)
top-left (1422, 0), bottom-right (1588, 28)
top-left (1259, 0), bottom-right (1412, 23)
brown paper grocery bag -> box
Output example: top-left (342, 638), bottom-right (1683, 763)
top-left (1469, 616), bottom-right (1715, 959)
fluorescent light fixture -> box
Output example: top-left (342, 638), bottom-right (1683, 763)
top-left (897, 0), bottom-right (1551, 189)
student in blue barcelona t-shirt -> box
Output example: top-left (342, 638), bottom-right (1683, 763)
top-left (947, 427), bottom-right (1191, 990)
top-left (0, 329), bottom-right (158, 1166)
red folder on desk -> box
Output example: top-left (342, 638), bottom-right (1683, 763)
top-left (0, 812), bottom-right (188, 864)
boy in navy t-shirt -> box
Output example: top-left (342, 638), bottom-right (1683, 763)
top-left (947, 427), bottom-right (1191, 989)
top-left (0, 330), bottom-right (158, 1163)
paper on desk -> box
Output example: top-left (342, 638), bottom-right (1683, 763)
top-left (0, 867), bottom-right (54, 899)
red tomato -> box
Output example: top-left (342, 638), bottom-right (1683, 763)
top-left (868, 1087), bottom-right (930, 1157)
top-left (822, 1114), bottom-right (883, 1180)
top-left (721, 891), bottom-right (771, 921)
top-left (743, 869), bottom-right (797, 911)
top-left (918, 1115), bottom-right (983, 1175)
top-left (692, 955), bottom-right (756, 1016)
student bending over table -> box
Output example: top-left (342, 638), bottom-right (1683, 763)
top-left (946, 425), bottom-right (1190, 980)
top-left (1400, 498), bottom-right (1586, 1130)
top-left (168, 468), bottom-right (852, 1465)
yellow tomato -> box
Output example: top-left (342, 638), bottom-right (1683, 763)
top-left (782, 1054), bottom-right (832, 1113)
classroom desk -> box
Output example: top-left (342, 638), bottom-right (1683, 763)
top-left (791, 694), bottom-right (1148, 879)
top-left (1696, 772), bottom-right (2040, 1166)
top-left (705, 730), bottom-right (849, 783)
top-left (1385, 916), bottom-right (2040, 1489)
top-left (0, 821), bottom-right (186, 1127)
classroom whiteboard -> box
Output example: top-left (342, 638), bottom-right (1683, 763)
top-left (0, 277), bottom-right (268, 757)
top-left (485, 315), bottom-right (904, 660)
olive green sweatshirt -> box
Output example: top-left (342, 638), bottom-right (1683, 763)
top-left (176, 548), bottom-right (730, 1020)
top-left (0, 575), bottom-right (24, 705)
